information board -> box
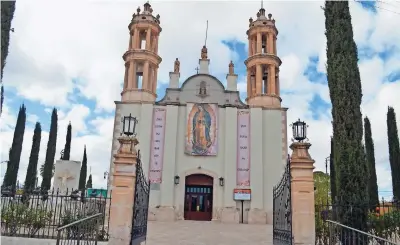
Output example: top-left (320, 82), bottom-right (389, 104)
top-left (233, 188), bottom-right (251, 201)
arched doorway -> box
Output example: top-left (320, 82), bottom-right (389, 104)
top-left (184, 174), bottom-right (213, 221)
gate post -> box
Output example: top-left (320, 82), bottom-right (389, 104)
top-left (290, 142), bottom-right (315, 245)
top-left (108, 136), bottom-right (139, 245)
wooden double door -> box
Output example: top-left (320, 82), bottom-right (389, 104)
top-left (184, 174), bottom-right (213, 221)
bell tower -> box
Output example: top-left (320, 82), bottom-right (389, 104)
top-left (245, 5), bottom-right (282, 108)
top-left (121, 2), bottom-right (162, 103)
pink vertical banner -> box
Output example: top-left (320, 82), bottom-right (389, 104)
top-left (237, 110), bottom-right (250, 186)
top-left (149, 108), bottom-right (167, 183)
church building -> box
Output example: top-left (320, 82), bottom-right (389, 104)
top-left (108, 2), bottom-right (288, 224)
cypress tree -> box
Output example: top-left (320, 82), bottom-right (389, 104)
top-left (1, 1), bottom-right (16, 115)
top-left (61, 122), bottom-right (71, 160)
top-left (79, 145), bottom-right (87, 190)
top-left (23, 122), bottom-right (41, 192)
top-left (364, 117), bottom-right (379, 209)
top-left (1, 1), bottom-right (16, 78)
top-left (2, 104), bottom-right (26, 190)
top-left (324, 1), bottom-right (369, 231)
top-left (86, 174), bottom-right (92, 189)
top-left (41, 108), bottom-right (58, 191)
top-left (329, 136), bottom-right (337, 204)
top-left (387, 106), bottom-right (400, 202)
top-left (1, 85), bottom-right (3, 115)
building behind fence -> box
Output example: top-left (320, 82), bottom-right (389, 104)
top-left (315, 201), bottom-right (400, 244)
top-left (0, 188), bottom-right (111, 241)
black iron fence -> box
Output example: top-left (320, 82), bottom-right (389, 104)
top-left (56, 213), bottom-right (103, 245)
top-left (0, 188), bottom-right (111, 241)
top-left (273, 156), bottom-right (293, 245)
top-left (315, 202), bottom-right (400, 244)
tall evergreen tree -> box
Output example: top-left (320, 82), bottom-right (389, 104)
top-left (1, 1), bottom-right (16, 78)
top-left (329, 136), bottom-right (337, 204)
top-left (387, 106), bottom-right (400, 202)
top-left (61, 122), bottom-right (71, 160)
top-left (23, 122), bottom-right (41, 192)
top-left (79, 145), bottom-right (87, 190)
top-left (364, 117), bottom-right (379, 208)
top-left (1, 1), bottom-right (16, 115)
top-left (325, 1), bottom-right (369, 231)
top-left (2, 104), bottom-right (26, 190)
top-left (86, 174), bottom-right (92, 189)
top-left (41, 108), bottom-right (58, 191)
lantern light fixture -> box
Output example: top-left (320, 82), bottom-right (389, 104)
top-left (174, 175), bottom-right (180, 185)
top-left (121, 113), bottom-right (138, 137)
top-left (291, 119), bottom-right (308, 142)
top-left (219, 177), bottom-right (225, 187)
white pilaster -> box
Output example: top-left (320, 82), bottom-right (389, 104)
top-left (224, 107), bottom-right (237, 207)
top-left (138, 103), bottom-right (154, 176)
top-left (249, 108), bottom-right (263, 209)
top-left (262, 110), bottom-right (286, 223)
top-left (160, 105), bottom-right (179, 206)
top-left (226, 74), bottom-right (238, 91)
top-left (199, 59), bottom-right (210, 74)
top-left (169, 72), bottom-right (180, 88)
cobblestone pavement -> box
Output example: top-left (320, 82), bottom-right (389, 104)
top-left (146, 221), bottom-right (273, 245)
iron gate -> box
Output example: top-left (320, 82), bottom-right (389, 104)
top-left (273, 155), bottom-right (293, 245)
top-left (130, 150), bottom-right (150, 245)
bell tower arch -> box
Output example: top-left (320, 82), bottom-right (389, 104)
top-left (121, 2), bottom-right (162, 103)
top-left (245, 6), bottom-right (282, 108)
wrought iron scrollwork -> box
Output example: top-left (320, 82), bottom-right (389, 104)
top-left (273, 155), bottom-right (293, 245)
top-left (130, 150), bottom-right (150, 245)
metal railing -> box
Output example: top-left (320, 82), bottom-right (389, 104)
top-left (0, 188), bottom-right (111, 240)
top-left (326, 220), bottom-right (398, 245)
top-left (56, 213), bottom-right (103, 245)
top-left (315, 203), bottom-right (400, 244)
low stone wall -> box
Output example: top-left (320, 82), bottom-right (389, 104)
top-left (1, 237), bottom-right (108, 245)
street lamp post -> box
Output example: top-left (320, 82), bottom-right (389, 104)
top-left (325, 156), bottom-right (330, 206)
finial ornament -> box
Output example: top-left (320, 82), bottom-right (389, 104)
top-left (174, 58), bottom-right (180, 73)
top-left (229, 61), bottom-right (234, 75)
top-left (201, 45), bottom-right (208, 59)
top-left (268, 13), bottom-right (272, 20)
top-left (137, 7), bottom-right (140, 14)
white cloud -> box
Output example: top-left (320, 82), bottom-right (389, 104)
top-left (1, 1), bottom-right (400, 197)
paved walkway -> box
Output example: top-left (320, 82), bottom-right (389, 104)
top-left (146, 221), bottom-right (273, 245)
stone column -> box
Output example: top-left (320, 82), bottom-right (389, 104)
top-left (248, 38), bottom-right (252, 56)
top-left (155, 35), bottom-right (159, 53)
top-left (290, 142), bottom-right (315, 245)
top-left (132, 27), bottom-right (139, 49)
top-left (143, 61), bottom-right (149, 90)
top-left (269, 64), bottom-right (276, 95)
top-left (252, 38), bottom-right (256, 55)
top-left (256, 64), bottom-right (262, 95)
top-left (268, 32), bottom-right (274, 54)
top-left (247, 70), bottom-right (251, 97)
top-left (108, 136), bottom-right (139, 245)
top-left (256, 33), bottom-right (262, 54)
top-left (128, 61), bottom-right (136, 89)
top-left (153, 67), bottom-right (158, 94)
top-left (145, 27), bottom-right (151, 50)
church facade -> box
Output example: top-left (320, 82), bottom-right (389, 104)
top-left (108, 3), bottom-right (288, 224)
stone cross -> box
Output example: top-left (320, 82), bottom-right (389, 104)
top-left (57, 171), bottom-right (74, 190)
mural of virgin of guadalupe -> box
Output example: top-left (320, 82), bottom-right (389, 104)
top-left (192, 105), bottom-right (212, 155)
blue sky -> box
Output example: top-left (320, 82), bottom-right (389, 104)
top-left (1, 1), bottom-right (399, 199)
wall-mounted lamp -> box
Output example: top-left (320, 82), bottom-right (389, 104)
top-left (219, 177), bottom-right (225, 187)
top-left (174, 175), bottom-right (180, 185)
